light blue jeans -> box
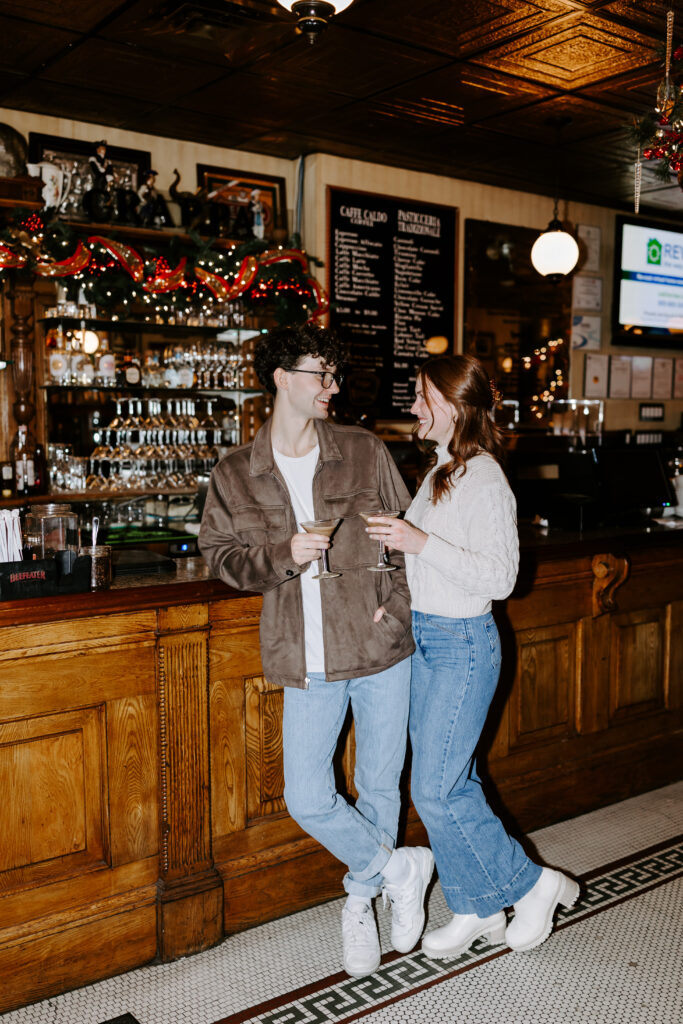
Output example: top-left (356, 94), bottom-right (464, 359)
top-left (283, 659), bottom-right (411, 898)
top-left (410, 611), bottom-right (541, 917)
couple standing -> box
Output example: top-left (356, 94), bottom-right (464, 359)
top-left (199, 325), bottom-right (577, 978)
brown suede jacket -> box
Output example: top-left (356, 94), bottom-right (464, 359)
top-left (199, 417), bottom-right (415, 688)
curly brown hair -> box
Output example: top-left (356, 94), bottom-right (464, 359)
top-left (254, 324), bottom-right (348, 395)
top-left (417, 354), bottom-right (506, 504)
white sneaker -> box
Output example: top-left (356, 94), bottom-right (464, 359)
top-left (422, 911), bottom-right (506, 959)
top-left (382, 846), bottom-right (435, 953)
top-left (506, 867), bottom-right (580, 952)
top-left (341, 904), bottom-right (381, 977)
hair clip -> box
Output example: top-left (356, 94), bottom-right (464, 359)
top-left (489, 378), bottom-right (503, 405)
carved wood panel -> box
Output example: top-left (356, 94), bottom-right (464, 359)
top-left (157, 632), bottom-right (211, 878)
top-left (509, 622), bottom-right (577, 749)
top-left (107, 695), bottom-right (158, 866)
top-left (609, 608), bottom-right (667, 722)
top-left (0, 706), bottom-right (107, 888)
top-left (245, 675), bottom-right (286, 821)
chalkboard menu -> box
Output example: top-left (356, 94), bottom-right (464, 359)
top-left (328, 186), bottom-right (457, 418)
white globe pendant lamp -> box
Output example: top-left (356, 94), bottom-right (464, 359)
top-left (277, 2), bottom-right (356, 43)
top-left (531, 198), bottom-right (579, 282)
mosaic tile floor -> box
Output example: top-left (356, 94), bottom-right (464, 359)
top-left (3, 781), bottom-right (682, 1024)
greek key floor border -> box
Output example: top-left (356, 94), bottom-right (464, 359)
top-left (215, 834), bottom-right (683, 1024)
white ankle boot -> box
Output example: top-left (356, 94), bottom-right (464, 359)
top-left (422, 911), bottom-right (506, 959)
top-left (506, 867), bottom-right (580, 952)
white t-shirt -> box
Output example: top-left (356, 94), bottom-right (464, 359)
top-left (273, 444), bottom-right (325, 672)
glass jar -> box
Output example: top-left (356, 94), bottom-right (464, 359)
top-left (24, 503), bottom-right (79, 558)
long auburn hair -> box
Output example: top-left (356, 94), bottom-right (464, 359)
top-left (416, 354), bottom-right (506, 505)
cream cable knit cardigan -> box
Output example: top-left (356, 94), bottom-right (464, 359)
top-left (405, 447), bottom-right (519, 618)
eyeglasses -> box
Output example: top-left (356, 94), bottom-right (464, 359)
top-left (287, 368), bottom-right (344, 389)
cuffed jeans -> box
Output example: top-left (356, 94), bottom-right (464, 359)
top-left (410, 611), bottom-right (541, 917)
top-left (283, 659), bottom-right (411, 898)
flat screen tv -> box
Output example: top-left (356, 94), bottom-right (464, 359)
top-left (612, 214), bottom-right (683, 349)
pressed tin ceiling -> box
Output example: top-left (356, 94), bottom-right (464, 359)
top-left (2, 0), bottom-right (683, 215)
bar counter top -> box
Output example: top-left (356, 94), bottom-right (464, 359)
top-left (1, 518), bottom-right (683, 627)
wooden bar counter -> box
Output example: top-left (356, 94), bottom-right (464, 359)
top-left (1, 526), bottom-right (682, 1013)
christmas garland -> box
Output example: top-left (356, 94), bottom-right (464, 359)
top-left (0, 211), bottom-right (328, 324)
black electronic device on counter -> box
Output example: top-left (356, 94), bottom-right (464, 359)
top-left (594, 447), bottom-right (676, 524)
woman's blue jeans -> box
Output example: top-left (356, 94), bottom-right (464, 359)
top-left (410, 611), bottom-right (541, 917)
top-left (283, 659), bottom-right (411, 898)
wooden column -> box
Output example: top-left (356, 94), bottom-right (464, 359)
top-left (156, 603), bottom-right (223, 959)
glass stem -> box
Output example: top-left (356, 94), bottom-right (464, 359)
top-left (320, 548), bottom-right (330, 573)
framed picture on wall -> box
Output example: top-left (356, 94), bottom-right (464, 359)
top-left (196, 164), bottom-right (287, 241)
top-left (28, 132), bottom-right (151, 221)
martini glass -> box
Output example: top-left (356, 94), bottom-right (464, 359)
top-left (300, 518), bottom-right (342, 579)
top-left (360, 509), bottom-right (400, 571)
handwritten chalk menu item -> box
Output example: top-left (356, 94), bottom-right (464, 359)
top-left (328, 187), bottom-right (456, 417)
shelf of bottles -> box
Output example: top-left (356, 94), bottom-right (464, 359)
top-left (47, 396), bottom-right (236, 495)
top-left (36, 309), bottom-right (269, 499)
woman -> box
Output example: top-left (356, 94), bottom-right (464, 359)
top-left (366, 354), bottom-right (578, 958)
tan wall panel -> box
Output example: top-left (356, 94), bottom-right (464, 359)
top-left (0, 643), bottom-right (156, 720)
top-left (510, 622), bottom-right (576, 749)
top-left (158, 603), bottom-right (208, 633)
top-left (210, 675), bottom-right (247, 840)
top-left (610, 609), bottom-right (666, 720)
top-left (0, 903), bottom-right (157, 1015)
top-left (0, 612), bottom-right (156, 657)
top-left (245, 676), bottom-right (286, 821)
top-left (107, 695), bottom-right (159, 866)
top-left (0, 707), bottom-right (107, 887)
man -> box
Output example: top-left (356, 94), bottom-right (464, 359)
top-left (199, 324), bottom-right (433, 978)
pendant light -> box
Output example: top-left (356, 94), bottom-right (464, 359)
top-left (531, 116), bottom-right (579, 282)
top-left (276, 2), bottom-right (356, 44)
top-left (530, 198), bottom-right (580, 281)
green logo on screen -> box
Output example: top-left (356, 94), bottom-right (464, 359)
top-left (647, 238), bottom-right (662, 264)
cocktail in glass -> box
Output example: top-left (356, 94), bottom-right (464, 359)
top-left (359, 509), bottom-right (400, 571)
top-left (300, 518), bottom-right (342, 579)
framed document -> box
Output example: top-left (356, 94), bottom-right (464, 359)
top-left (571, 313), bottom-right (601, 350)
top-left (631, 355), bottom-right (653, 399)
top-left (578, 225), bottom-right (601, 273)
top-left (652, 357), bottom-right (673, 399)
top-left (584, 353), bottom-right (609, 397)
top-left (675, 357), bottom-right (683, 399)
top-left (572, 275), bottom-right (603, 312)
top-left (609, 355), bottom-right (632, 398)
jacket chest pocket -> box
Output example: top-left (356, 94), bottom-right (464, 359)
top-left (232, 504), bottom-right (288, 545)
top-left (321, 489), bottom-right (383, 567)
top-left (321, 488), bottom-right (383, 521)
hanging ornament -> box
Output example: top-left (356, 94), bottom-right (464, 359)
top-left (34, 240), bottom-right (91, 277)
top-left (142, 256), bottom-right (187, 293)
top-left (88, 236), bottom-right (144, 282)
top-left (634, 149), bottom-right (642, 214)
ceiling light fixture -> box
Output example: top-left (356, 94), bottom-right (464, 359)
top-left (530, 198), bottom-right (580, 281)
top-left (531, 115), bottom-right (579, 281)
top-left (276, 1), bottom-right (356, 44)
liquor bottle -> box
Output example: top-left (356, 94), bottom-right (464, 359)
top-left (97, 336), bottom-right (117, 386)
top-left (119, 351), bottom-right (142, 387)
top-left (10, 424), bottom-right (36, 498)
top-left (48, 324), bottom-right (69, 385)
top-left (0, 460), bottom-right (14, 498)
